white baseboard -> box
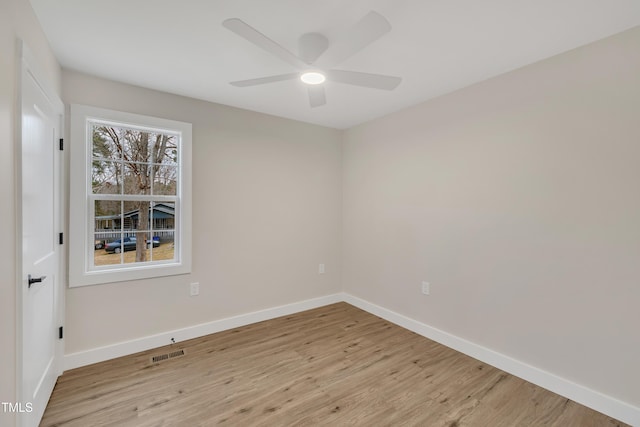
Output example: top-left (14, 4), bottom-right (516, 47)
top-left (63, 293), bottom-right (343, 371)
top-left (342, 293), bottom-right (640, 427)
top-left (63, 291), bottom-right (639, 426)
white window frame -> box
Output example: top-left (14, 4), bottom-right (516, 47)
top-left (69, 104), bottom-right (192, 287)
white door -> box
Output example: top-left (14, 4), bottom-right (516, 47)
top-left (18, 43), bottom-right (64, 427)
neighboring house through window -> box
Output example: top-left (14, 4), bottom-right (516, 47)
top-left (69, 105), bottom-right (192, 286)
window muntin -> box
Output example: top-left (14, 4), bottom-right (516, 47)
top-left (89, 122), bottom-right (178, 270)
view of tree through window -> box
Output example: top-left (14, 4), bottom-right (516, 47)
top-left (91, 122), bottom-right (178, 267)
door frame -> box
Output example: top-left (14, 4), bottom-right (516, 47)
top-left (15, 39), bottom-right (65, 427)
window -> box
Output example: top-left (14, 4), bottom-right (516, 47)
top-left (69, 105), bottom-right (192, 286)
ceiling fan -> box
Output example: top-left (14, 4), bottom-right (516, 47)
top-left (222, 11), bottom-right (402, 108)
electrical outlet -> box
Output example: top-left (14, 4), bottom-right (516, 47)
top-left (190, 282), bottom-right (200, 296)
top-left (421, 281), bottom-right (430, 295)
top-left (318, 264), bottom-right (325, 274)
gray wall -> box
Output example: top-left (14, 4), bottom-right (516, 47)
top-left (62, 71), bottom-right (343, 354)
top-left (342, 27), bottom-right (640, 407)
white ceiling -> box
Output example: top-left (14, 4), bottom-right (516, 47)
top-left (30, 0), bottom-right (640, 129)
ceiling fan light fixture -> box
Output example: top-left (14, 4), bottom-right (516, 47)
top-left (300, 71), bottom-right (326, 85)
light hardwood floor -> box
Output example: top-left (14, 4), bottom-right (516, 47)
top-left (41, 303), bottom-right (627, 426)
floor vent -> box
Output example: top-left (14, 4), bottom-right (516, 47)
top-left (151, 349), bottom-right (185, 363)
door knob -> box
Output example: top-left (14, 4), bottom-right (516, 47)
top-left (28, 274), bottom-right (46, 288)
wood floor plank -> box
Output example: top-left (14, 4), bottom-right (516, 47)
top-left (41, 303), bottom-right (628, 426)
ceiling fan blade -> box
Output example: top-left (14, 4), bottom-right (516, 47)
top-left (298, 33), bottom-right (329, 64)
top-left (230, 73), bottom-right (299, 87)
top-left (223, 18), bottom-right (307, 69)
top-left (327, 70), bottom-right (401, 90)
top-left (317, 11), bottom-right (391, 67)
top-left (307, 85), bottom-right (326, 108)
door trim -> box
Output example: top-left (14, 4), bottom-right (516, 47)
top-left (15, 39), bottom-right (65, 427)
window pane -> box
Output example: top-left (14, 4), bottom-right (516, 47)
top-left (92, 125), bottom-right (122, 161)
top-left (151, 134), bottom-right (178, 165)
top-left (151, 231), bottom-right (175, 262)
top-left (124, 232), bottom-right (151, 264)
top-left (92, 160), bottom-right (121, 194)
top-left (123, 201), bottom-right (152, 232)
top-left (95, 200), bottom-right (121, 233)
top-left (151, 202), bottom-right (175, 230)
top-left (152, 165), bottom-right (177, 195)
top-left (122, 129), bottom-right (153, 163)
top-left (94, 232), bottom-right (122, 266)
top-left (123, 162), bottom-right (151, 195)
